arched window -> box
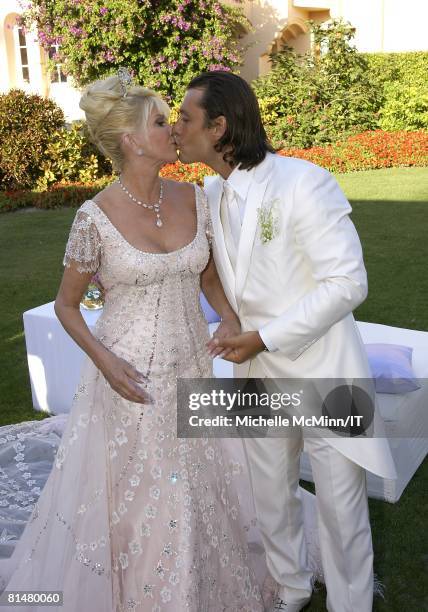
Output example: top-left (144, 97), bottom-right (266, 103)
top-left (15, 24), bottom-right (30, 83)
top-left (260, 19), bottom-right (311, 76)
top-left (278, 21), bottom-right (311, 56)
top-left (4, 14), bottom-right (19, 88)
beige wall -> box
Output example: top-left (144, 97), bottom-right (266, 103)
top-left (237, 0), bottom-right (428, 81)
top-left (1, 1), bottom-right (47, 96)
top-left (0, 0), bottom-right (84, 121)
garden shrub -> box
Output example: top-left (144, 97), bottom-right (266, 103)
top-left (35, 122), bottom-right (112, 191)
top-left (254, 20), bottom-right (381, 149)
top-left (0, 89), bottom-right (64, 190)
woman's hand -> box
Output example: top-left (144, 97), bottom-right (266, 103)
top-left (210, 331), bottom-right (266, 364)
top-left (98, 350), bottom-right (152, 405)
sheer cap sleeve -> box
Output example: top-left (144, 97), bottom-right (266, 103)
top-left (63, 207), bottom-right (101, 274)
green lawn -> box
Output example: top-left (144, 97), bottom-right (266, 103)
top-left (0, 166), bottom-right (427, 610)
top-left (337, 166), bottom-right (428, 203)
top-left (340, 167), bottom-right (428, 331)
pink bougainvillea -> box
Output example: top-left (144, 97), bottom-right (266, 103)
top-left (21, 0), bottom-right (250, 101)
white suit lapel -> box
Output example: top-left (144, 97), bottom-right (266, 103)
top-left (235, 154), bottom-right (275, 308)
top-left (204, 176), bottom-right (238, 312)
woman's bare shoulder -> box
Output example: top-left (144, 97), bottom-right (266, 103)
top-left (91, 181), bottom-right (120, 212)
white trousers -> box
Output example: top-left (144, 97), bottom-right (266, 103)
top-left (243, 432), bottom-right (374, 612)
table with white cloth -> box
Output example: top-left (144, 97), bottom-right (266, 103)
top-left (23, 302), bottom-right (428, 502)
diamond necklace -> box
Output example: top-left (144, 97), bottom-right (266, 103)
top-left (117, 176), bottom-right (164, 228)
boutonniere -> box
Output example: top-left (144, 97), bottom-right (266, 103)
top-left (257, 199), bottom-right (280, 244)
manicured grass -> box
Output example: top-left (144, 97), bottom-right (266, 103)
top-left (0, 207), bottom-right (76, 426)
top-left (339, 167), bottom-right (428, 331)
top-left (0, 167), bottom-right (427, 610)
top-left (337, 166), bottom-right (428, 203)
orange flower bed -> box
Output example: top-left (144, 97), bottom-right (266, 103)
top-left (277, 130), bottom-right (428, 173)
top-left (160, 161), bottom-right (215, 185)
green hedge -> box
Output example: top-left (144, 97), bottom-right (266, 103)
top-left (364, 51), bottom-right (427, 89)
top-left (363, 52), bottom-right (428, 131)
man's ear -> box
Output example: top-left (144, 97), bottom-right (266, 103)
top-left (210, 115), bottom-right (227, 141)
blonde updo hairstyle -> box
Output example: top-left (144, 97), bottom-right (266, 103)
top-left (79, 75), bottom-right (170, 172)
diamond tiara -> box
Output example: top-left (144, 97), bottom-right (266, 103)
top-left (117, 67), bottom-right (133, 98)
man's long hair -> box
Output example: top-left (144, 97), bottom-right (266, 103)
top-left (187, 71), bottom-right (275, 170)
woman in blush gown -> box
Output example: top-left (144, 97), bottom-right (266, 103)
top-left (0, 72), bottom-right (322, 612)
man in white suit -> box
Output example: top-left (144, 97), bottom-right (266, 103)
top-left (173, 71), bottom-right (396, 612)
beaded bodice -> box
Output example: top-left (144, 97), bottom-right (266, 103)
top-left (63, 184), bottom-right (213, 380)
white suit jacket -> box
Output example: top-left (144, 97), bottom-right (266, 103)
top-left (204, 152), bottom-right (396, 479)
